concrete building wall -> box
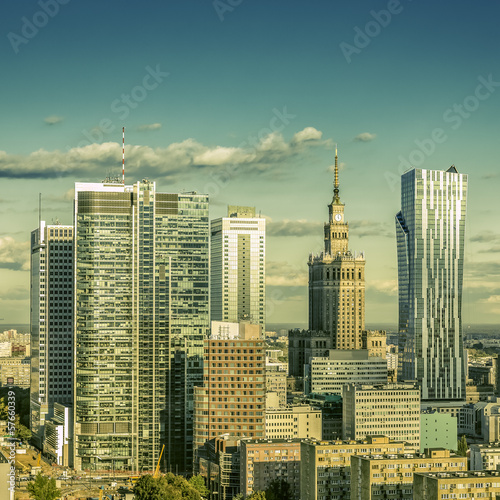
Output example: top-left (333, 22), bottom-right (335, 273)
top-left (300, 436), bottom-right (410, 500)
top-left (342, 384), bottom-right (420, 450)
top-left (414, 471), bottom-right (500, 500)
top-left (350, 449), bottom-right (466, 500)
top-left (265, 405), bottom-right (322, 440)
top-left (240, 439), bottom-right (301, 499)
top-left (420, 412), bottom-right (457, 452)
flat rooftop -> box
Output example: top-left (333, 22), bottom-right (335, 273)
top-left (418, 470), bottom-right (500, 479)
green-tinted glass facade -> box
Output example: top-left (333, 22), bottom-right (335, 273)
top-left (396, 167), bottom-right (467, 401)
top-left (74, 181), bottom-right (209, 474)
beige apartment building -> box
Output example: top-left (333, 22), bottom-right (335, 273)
top-left (350, 448), bottom-right (467, 500)
top-left (240, 438), bottom-right (301, 499)
top-left (413, 470), bottom-right (500, 499)
top-left (265, 369), bottom-right (287, 408)
top-left (343, 383), bottom-right (420, 450)
top-left (266, 404), bottom-right (322, 440)
top-left (0, 357), bottom-right (30, 388)
top-left (193, 322), bottom-right (266, 467)
top-left (300, 435), bottom-right (412, 500)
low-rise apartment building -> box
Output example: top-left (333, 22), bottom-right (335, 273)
top-left (350, 448), bottom-right (467, 499)
top-left (266, 404), bottom-right (322, 440)
top-left (300, 435), bottom-right (411, 500)
top-left (240, 438), bottom-right (301, 499)
top-left (413, 470), bottom-right (500, 499)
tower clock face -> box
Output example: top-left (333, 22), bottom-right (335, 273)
top-left (335, 214), bottom-right (342, 222)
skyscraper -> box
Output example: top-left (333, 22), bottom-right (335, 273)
top-left (74, 180), bottom-right (209, 473)
top-left (396, 166), bottom-right (467, 401)
top-left (193, 321), bottom-right (266, 467)
top-left (210, 206), bottom-right (265, 330)
top-left (30, 222), bottom-right (74, 451)
top-left (308, 149), bottom-right (365, 349)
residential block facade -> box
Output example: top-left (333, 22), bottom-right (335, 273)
top-left (342, 384), bottom-right (420, 450)
top-left (350, 449), bottom-right (467, 500)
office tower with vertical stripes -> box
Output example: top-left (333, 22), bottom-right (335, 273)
top-left (396, 166), bottom-right (467, 400)
top-left (30, 222), bottom-right (74, 451)
top-left (74, 180), bottom-right (209, 473)
top-left (210, 206), bottom-right (266, 330)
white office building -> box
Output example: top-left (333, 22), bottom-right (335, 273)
top-left (210, 206), bottom-right (265, 329)
top-left (306, 349), bottom-right (387, 395)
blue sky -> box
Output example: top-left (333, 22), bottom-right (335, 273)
top-left (1, 0), bottom-right (499, 327)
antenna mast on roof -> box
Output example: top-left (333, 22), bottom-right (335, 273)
top-left (122, 127), bottom-right (125, 185)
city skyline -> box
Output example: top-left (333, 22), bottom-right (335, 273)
top-left (1, 1), bottom-right (500, 327)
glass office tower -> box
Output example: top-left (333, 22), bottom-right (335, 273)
top-left (74, 180), bottom-right (209, 473)
top-left (396, 166), bottom-right (467, 401)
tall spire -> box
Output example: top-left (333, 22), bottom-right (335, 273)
top-left (333, 144), bottom-right (340, 203)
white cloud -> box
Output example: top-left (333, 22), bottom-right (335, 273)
top-left (0, 127), bottom-right (331, 180)
top-left (0, 286), bottom-right (29, 301)
top-left (292, 127), bottom-right (323, 144)
top-left (267, 219), bottom-right (323, 237)
top-left (367, 279), bottom-right (398, 296)
top-left (0, 237), bottom-right (30, 271)
top-left (137, 123), bottom-right (162, 131)
top-left (354, 132), bottom-right (377, 142)
top-left (44, 115), bottom-right (64, 125)
top-left (266, 261), bottom-right (308, 287)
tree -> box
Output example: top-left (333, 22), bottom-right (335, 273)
top-left (265, 479), bottom-right (292, 500)
top-left (134, 475), bottom-right (164, 500)
top-left (246, 491), bottom-right (266, 500)
top-left (458, 434), bottom-right (468, 457)
top-left (188, 474), bottom-right (209, 498)
top-left (27, 474), bottom-right (61, 500)
top-left (14, 415), bottom-right (32, 443)
top-left (134, 473), bottom-right (202, 500)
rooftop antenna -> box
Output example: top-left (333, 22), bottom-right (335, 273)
top-left (333, 144), bottom-right (340, 203)
top-left (38, 193), bottom-right (41, 228)
top-left (122, 126), bottom-right (125, 185)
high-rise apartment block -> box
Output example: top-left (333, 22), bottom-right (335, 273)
top-left (342, 383), bottom-right (421, 450)
top-left (308, 149), bottom-right (365, 349)
top-left (193, 322), bottom-right (266, 467)
top-left (30, 222), bottom-right (74, 449)
top-left (396, 166), bottom-right (467, 400)
top-left (210, 206), bottom-right (265, 329)
top-left (73, 180), bottom-right (209, 473)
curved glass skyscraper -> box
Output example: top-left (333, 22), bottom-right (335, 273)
top-left (396, 166), bottom-right (467, 401)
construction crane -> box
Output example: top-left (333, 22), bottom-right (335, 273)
top-left (36, 453), bottom-right (41, 467)
top-left (153, 445), bottom-right (165, 478)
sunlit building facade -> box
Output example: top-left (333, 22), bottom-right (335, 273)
top-left (210, 206), bottom-right (265, 330)
top-left (396, 166), bottom-right (467, 400)
top-left (308, 149), bottom-right (365, 349)
top-left (74, 180), bottom-right (209, 474)
top-left (30, 222), bottom-right (74, 450)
